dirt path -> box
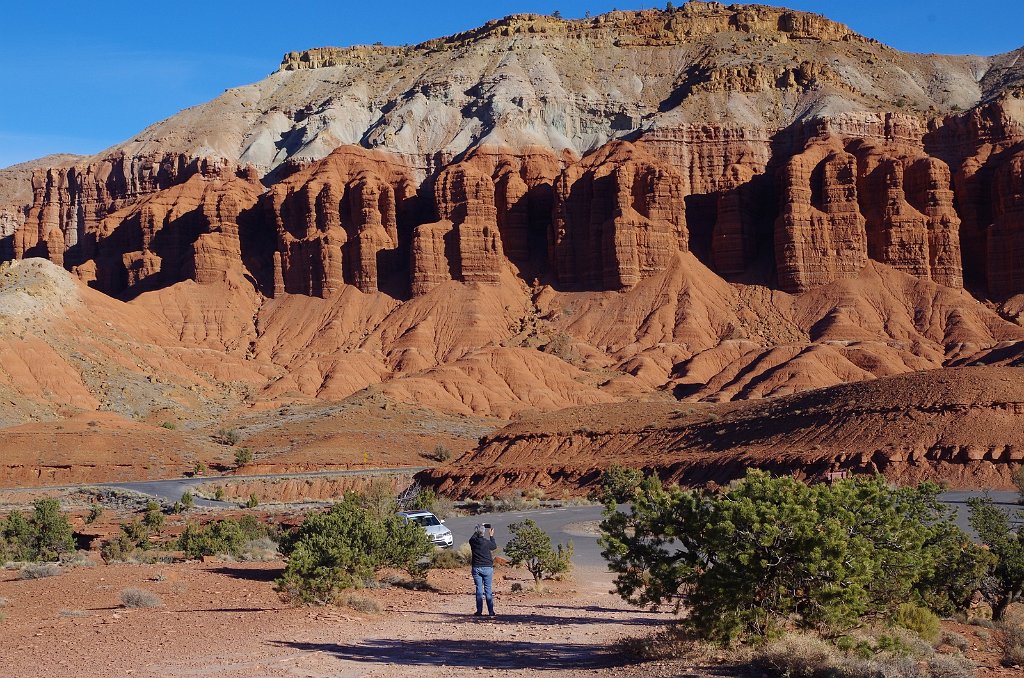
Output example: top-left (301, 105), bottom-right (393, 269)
top-left (0, 561), bottom-right (691, 677)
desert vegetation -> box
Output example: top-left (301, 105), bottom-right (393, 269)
top-left (274, 490), bottom-right (432, 604)
top-left (504, 518), bottom-right (574, 587)
top-left (599, 470), bottom-right (999, 676)
top-left (1, 499), bottom-right (75, 563)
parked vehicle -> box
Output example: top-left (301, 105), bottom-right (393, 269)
top-left (397, 510), bottom-right (454, 548)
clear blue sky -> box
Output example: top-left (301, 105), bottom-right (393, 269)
top-left (2, 0), bottom-right (1022, 169)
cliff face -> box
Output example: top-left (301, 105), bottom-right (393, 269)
top-left (1, 5), bottom-right (1023, 426)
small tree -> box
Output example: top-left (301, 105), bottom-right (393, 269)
top-left (968, 497), bottom-right (1024, 620)
top-left (142, 501), bottom-right (165, 534)
top-left (276, 492), bottom-right (431, 603)
top-left (85, 504), bottom-right (103, 524)
top-left (595, 464), bottom-right (644, 504)
top-left (234, 447), bottom-right (254, 467)
top-left (1013, 466), bottom-right (1024, 504)
top-left (245, 494), bottom-right (259, 509)
top-left (504, 519), bottom-right (574, 586)
top-left (180, 491), bottom-right (195, 511)
top-left (600, 471), bottom-right (980, 642)
top-left (29, 499), bottom-right (75, 561)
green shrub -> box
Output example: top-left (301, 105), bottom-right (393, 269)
top-left (234, 447), bottom-right (254, 466)
top-left (180, 491), bottom-right (194, 510)
top-left (504, 518), bottom-right (574, 585)
top-left (160, 421), bottom-right (176, 430)
top-left (275, 492), bottom-right (432, 603)
top-left (423, 444), bottom-right (452, 463)
top-left (600, 471), bottom-right (982, 643)
top-left (214, 487), bottom-right (225, 501)
top-left (244, 494), bottom-right (259, 509)
top-left (0, 499), bottom-right (74, 562)
top-left (594, 464), bottom-right (644, 504)
top-left (968, 497), bottom-right (1024, 620)
top-left (892, 603), bottom-right (941, 643)
top-left (85, 504), bottom-right (103, 525)
top-left (142, 502), bottom-right (165, 533)
top-left (100, 533), bottom-right (138, 563)
top-left (177, 517), bottom-right (273, 560)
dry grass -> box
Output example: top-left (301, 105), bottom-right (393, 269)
top-left (998, 622), bottom-right (1024, 666)
top-left (753, 633), bottom-right (840, 677)
top-left (119, 588), bottom-right (162, 609)
top-left (18, 563), bottom-right (61, 579)
top-left (926, 654), bottom-right (975, 678)
top-left (336, 592), bottom-right (381, 614)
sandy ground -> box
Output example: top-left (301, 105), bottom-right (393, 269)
top-left (0, 561), bottom-right (696, 678)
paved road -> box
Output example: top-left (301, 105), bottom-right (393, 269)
top-left (444, 505), bottom-right (607, 568)
top-left (70, 474), bottom-right (1024, 568)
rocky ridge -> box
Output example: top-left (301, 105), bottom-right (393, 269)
top-left (0, 3), bottom-right (1022, 441)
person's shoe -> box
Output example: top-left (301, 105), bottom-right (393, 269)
top-left (472, 611), bottom-right (482, 616)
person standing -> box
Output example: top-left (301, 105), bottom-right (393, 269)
top-left (469, 523), bottom-right (497, 616)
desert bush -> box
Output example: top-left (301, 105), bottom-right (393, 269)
top-left (997, 623), bottom-right (1024, 666)
top-left (214, 487), bottom-right (225, 501)
top-left (18, 563), bottom-right (62, 579)
top-left (85, 504), bottom-right (103, 525)
top-left (336, 591), bottom-right (381, 613)
top-left (240, 536), bottom-right (280, 562)
top-left (160, 421), bottom-right (176, 430)
top-left (940, 630), bottom-right (970, 652)
top-left (120, 588), bottom-right (161, 608)
top-left (593, 464), bottom-right (644, 504)
top-left (926, 654), bottom-right (975, 678)
top-left (244, 494), bottom-right (259, 509)
top-left (600, 471), bottom-right (983, 643)
top-left (753, 633), bottom-right (840, 677)
top-left (142, 501), bottom-right (165, 533)
top-left (422, 444), bottom-right (452, 463)
top-left (180, 491), bottom-right (195, 510)
top-left (100, 533), bottom-right (138, 563)
top-left (1, 499), bottom-right (75, 562)
top-left (504, 518), bottom-right (574, 585)
top-left (213, 428), bottom-right (240, 446)
top-left (893, 603), bottom-right (942, 643)
top-left (1013, 466), bottom-right (1024, 504)
top-left (275, 491), bottom-right (431, 603)
top-left (234, 447), bottom-right (254, 466)
top-left (177, 516), bottom-right (274, 560)
top-left (429, 546), bottom-right (468, 569)
top-left (967, 497), bottom-right (1024, 620)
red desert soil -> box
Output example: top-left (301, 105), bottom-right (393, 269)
top-left (430, 366), bottom-right (1024, 498)
top-left (0, 561), bottom-right (686, 678)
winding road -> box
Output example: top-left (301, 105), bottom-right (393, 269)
top-left (10, 471), bottom-right (1020, 569)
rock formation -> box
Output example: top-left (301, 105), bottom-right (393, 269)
top-left (0, 4), bottom-right (1023, 436)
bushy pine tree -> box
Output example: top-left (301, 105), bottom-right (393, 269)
top-left (600, 471), bottom-right (988, 642)
top-left (276, 492), bottom-right (431, 603)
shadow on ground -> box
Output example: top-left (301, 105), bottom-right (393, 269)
top-left (273, 638), bottom-right (638, 670)
top-left (209, 566), bottom-right (283, 582)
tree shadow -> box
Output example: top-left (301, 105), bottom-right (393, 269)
top-left (271, 638), bottom-right (638, 670)
top-left (420, 609), bottom-right (663, 627)
top-left (209, 566), bottom-right (284, 583)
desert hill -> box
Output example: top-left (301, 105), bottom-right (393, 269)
top-left (429, 366), bottom-right (1024, 496)
top-left (0, 4), bottom-right (1023, 487)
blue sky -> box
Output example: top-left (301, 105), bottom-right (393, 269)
top-left (2, 1), bottom-right (1022, 169)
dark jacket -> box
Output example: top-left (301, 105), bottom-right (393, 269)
top-left (469, 533), bottom-right (497, 567)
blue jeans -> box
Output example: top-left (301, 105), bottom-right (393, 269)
top-left (472, 566), bottom-right (494, 614)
